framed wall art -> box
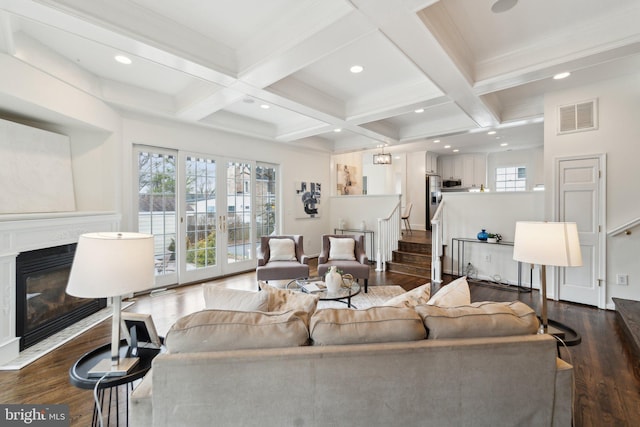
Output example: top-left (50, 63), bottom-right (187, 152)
top-left (295, 181), bottom-right (321, 218)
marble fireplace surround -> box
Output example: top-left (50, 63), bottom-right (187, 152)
top-left (0, 212), bottom-right (120, 365)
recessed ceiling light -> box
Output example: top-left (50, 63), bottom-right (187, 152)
top-left (500, 143), bottom-right (508, 147)
top-left (260, 104), bottom-right (270, 109)
top-left (487, 131), bottom-right (497, 135)
top-left (414, 108), bottom-right (424, 113)
top-left (334, 128), bottom-right (342, 132)
top-left (433, 139), bottom-right (440, 143)
top-left (114, 55), bottom-right (132, 65)
top-left (444, 145), bottom-right (451, 149)
top-left (350, 65), bottom-right (364, 74)
top-left (553, 72), bottom-right (571, 80)
top-left (452, 149), bottom-right (459, 153)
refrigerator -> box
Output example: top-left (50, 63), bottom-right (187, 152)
top-left (426, 174), bottom-right (442, 230)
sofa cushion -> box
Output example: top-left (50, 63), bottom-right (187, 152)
top-left (259, 282), bottom-right (319, 324)
top-left (415, 301), bottom-right (539, 339)
top-left (427, 276), bottom-right (470, 307)
top-left (268, 238), bottom-right (297, 261)
top-left (383, 283), bottom-right (431, 308)
top-left (310, 306), bottom-right (427, 345)
top-left (203, 285), bottom-right (269, 312)
top-left (165, 309), bottom-right (310, 353)
top-left (328, 237), bottom-right (356, 260)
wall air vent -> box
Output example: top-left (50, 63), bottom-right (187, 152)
top-left (557, 99), bottom-right (598, 135)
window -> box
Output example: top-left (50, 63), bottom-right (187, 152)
top-left (495, 166), bottom-right (526, 192)
top-left (136, 149), bottom-right (177, 277)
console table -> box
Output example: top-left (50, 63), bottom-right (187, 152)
top-left (451, 237), bottom-right (531, 292)
top-left (333, 228), bottom-right (375, 262)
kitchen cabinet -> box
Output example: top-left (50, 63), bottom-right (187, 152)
top-left (425, 152), bottom-right (438, 174)
top-left (437, 154), bottom-right (486, 188)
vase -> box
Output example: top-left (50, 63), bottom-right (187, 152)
top-left (325, 266), bottom-right (342, 293)
top-left (477, 229), bottom-right (488, 241)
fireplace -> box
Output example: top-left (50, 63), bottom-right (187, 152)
top-left (15, 243), bottom-right (107, 350)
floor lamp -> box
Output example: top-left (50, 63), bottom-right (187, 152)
top-left (513, 222), bottom-right (582, 333)
top-left (66, 232), bottom-right (155, 377)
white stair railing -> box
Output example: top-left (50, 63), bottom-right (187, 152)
top-left (608, 216), bottom-right (640, 237)
top-left (375, 201), bottom-right (402, 272)
top-left (430, 201), bottom-right (445, 285)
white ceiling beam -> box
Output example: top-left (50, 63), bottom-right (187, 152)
top-left (0, 11), bottom-right (16, 55)
top-left (348, 95), bottom-right (450, 125)
top-left (18, 0), bottom-right (238, 86)
top-left (175, 85), bottom-right (244, 122)
top-left (351, 0), bottom-right (500, 128)
top-left (240, 9), bottom-right (376, 88)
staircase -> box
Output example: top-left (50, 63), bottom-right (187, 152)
top-left (386, 231), bottom-right (432, 279)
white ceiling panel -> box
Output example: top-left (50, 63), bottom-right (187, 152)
top-left (292, 31), bottom-right (433, 101)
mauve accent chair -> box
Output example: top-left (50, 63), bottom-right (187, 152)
top-left (256, 235), bottom-right (309, 286)
top-left (317, 234), bottom-right (370, 292)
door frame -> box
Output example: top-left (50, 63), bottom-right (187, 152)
top-left (552, 153), bottom-right (607, 309)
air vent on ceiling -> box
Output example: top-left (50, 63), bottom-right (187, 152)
top-left (557, 99), bottom-right (598, 135)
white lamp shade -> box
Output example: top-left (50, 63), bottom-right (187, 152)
top-left (513, 221), bottom-right (583, 267)
top-left (66, 232), bottom-right (155, 298)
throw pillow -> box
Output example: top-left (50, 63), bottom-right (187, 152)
top-left (310, 306), bottom-right (427, 345)
top-left (415, 301), bottom-right (539, 339)
top-left (383, 283), bottom-right (431, 308)
top-left (165, 309), bottom-right (309, 353)
top-left (268, 238), bottom-right (297, 261)
top-left (259, 282), bottom-right (319, 325)
top-left (328, 237), bottom-right (356, 260)
top-left (426, 276), bottom-right (470, 307)
top-left (202, 285), bottom-right (269, 312)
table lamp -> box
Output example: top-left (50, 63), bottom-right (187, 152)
top-left (513, 221), bottom-right (582, 333)
top-left (67, 232), bottom-right (155, 377)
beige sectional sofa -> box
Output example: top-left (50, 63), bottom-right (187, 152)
top-left (130, 287), bottom-right (573, 427)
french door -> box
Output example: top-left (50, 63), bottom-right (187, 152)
top-left (135, 146), bottom-right (278, 286)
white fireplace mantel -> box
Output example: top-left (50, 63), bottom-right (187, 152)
top-left (0, 211), bottom-right (120, 365)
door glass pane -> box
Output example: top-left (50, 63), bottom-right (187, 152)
top-left (137, 151), bottom-right (177, 276)
top-left (185, 156), bottom-right (217, 270)
top-left (227, 162), bottom-right (252, 263)
top-left (256, 165), bottom-right (277, 238)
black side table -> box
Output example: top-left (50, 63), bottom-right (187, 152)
top-left (69, 339), bottom-right (162, 427)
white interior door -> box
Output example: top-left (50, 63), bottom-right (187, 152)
top-left (556, 155), bottom-right (605, 307)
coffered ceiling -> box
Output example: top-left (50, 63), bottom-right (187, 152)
top-left (1, 0), bottom-right (639, 155)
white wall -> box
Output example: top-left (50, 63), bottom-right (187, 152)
top-left (406, 152), bottom-right (427, 230)
top-left (338, 149), bottom-right (428, 231)
top-left (487, 147), bottom-right (544, 191)
top-left (329, 194), bottom-right (401, 259)
top-left (441, 191), bottom-right (545, 287)
top-left (0, 54), bottom-right (121, 215)
top-left (544, 72), bottom-right (640, 307)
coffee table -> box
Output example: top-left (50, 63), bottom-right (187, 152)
top-left (287, 276), bottom-right (361, 308)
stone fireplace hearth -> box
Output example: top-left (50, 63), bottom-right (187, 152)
top-left (0, 212), bottom-right (120, 365)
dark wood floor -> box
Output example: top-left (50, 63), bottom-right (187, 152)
top-left (1, 230), bottom-right (639, 426)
